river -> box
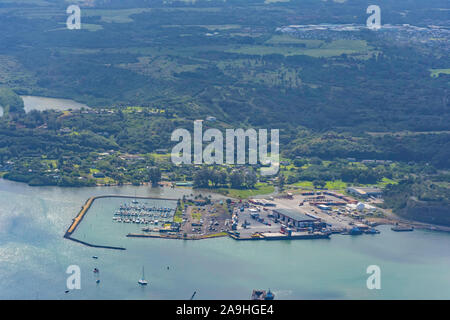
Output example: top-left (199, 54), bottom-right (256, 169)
top-left (0, 179), bottom-right (449, 300)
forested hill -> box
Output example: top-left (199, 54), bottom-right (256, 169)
top-left (0, 0), bottom-right (448, 134)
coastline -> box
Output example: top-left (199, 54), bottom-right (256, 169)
top-left (2, 177), bottom-right (449, 235)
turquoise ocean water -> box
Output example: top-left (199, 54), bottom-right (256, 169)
top-left (0, 179), bottom-right (449, 300)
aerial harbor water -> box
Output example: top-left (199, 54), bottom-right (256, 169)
top-left (0, 179), bottom-right (449, 300)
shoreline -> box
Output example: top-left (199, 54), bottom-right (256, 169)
top-left (2, 177), bottom-right (447, 237)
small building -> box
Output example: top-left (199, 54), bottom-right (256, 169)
top-left (317, 204), bottom-right (331, 211)
top-left (249, 199), bottom-right (276, 207)
top-left (272, 209), bottom-right (318, 228)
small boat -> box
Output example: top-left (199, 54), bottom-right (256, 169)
top-left (366, 228), bottom-right (380, 234)
top-left (251, 289), bottom-right (275, 300)
top-left (349, 227), bottom-right (363, 235)
top-left (138, 266), bottom-right (148, 286)
top-left (265, 289), bottom-right (275, 300)
top-left (96, 279), bottom-right (100, 284)
top-left (92, 256), bottom-right (98, 259)
top-left (93, 268), bottom-right (99, 273)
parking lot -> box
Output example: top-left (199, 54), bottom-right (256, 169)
top-left (233, 206), bottom-right (283, 237)
top-left (180, 203), bottom-right (230, 237)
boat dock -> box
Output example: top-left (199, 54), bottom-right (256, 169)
top-left (391, 225), bottom-right (414, 232)
top-left (228, 231), bottom-right (330, 241)
top-left (63, 195), bottom-right (178, 249)
top-left (126, 232), bottom-right (228, 240)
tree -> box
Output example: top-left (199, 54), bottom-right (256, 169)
top-left (278, 174), bottom-right (285, 191)
top-left (313, 180), bottom-right (326, 189)
top-left (244, 169), bottom-right (257, 189)
top-left (217, 170), bottom-right (228, 186)
top-left (148, 167), bottom-right (161, 186)
top-left (230, 170), bottom-right (244, 189)
top-left (0, 87), bottom-right (25, 116)
top-left (193, 168), bottom-right (210, 188)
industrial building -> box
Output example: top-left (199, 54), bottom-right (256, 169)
top-left (346, 187), bottom-right (382, 198)
top-left (272, 208), bottom-right (319, 228)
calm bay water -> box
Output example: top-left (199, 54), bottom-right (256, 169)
top-left (0, 179), bottom-right (449, 300)
top-left (0, 96), bottom-right (89, 117)
top-left (21, 96), bottom-right (89, 113)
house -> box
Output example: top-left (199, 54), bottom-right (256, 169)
top-left (59, 127), bottom-right (72, 134)
top-left (93, 172), bottom-right (106, 178)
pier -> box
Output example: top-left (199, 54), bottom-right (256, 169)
top-left (126, 232), bottom-right (228, 240)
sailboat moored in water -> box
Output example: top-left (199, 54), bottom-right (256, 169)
top-left (138, 266), bottom-right (148, 286)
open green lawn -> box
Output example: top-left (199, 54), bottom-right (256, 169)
top-left (291, 180), bottom-right (347, 190)
top-left (325, 180), bottom-right (347, 190)
top-left (291, 181), bottom-right (314, 188)
top-left (378, 177), bottom-right (398, 187)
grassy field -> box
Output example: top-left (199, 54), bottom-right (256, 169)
top-left (378, 177), bottom-right (398, 187)
top-left (292, 181), bottom-right (314, 188)
top-left (430, 68), bottom-right (450, 78)
top-left (266, 35), bottom-right (324, 47)
top-left (291, 180), bottom-right (347, 190)
top-left (118, 56), bottom-right (203, 80)
top-left (228, 39), bottom-right (372, 58)
top-left (325, 180), bottom-right (347, 190)
top-left (83, 8), bottom-right (152, 23)
top-left (173, 201), bottom-right (185, 223)
top-left (218, 183), bottom-right (275, 199)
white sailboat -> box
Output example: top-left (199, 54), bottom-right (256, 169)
top-left (138, 266), bottom-right (148, 286)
